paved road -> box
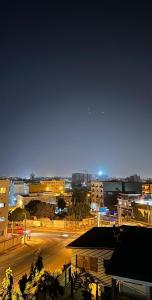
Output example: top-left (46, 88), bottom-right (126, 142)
top-left (0, 231), bottom-right (80, 286)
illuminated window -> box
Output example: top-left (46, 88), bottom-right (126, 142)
top-left (0, 203), bottom-right (5, 208)
top-left (0, 187), bottom-right (6, 194)
top-left (90, 257), bottom-right (98, 272)
top-left (0, 217), bottom-right (5, 222)
top-left (77, 256), bottom-right (98, 272)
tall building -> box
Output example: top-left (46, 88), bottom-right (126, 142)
top-left (72, 173), bottom-right (93, 187)
top-left (0, 179), bottom-right (10, 238)
top-left (91, 180), bottom-right (104, 210)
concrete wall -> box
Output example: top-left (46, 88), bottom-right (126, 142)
top-left (26, 217), bottom-right (97, 229)
top-left (0, 235), bottom-right (23, 253)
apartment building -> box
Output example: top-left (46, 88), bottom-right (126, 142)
top-left (0, 179), bottom-right (10, 238)
top-left (91, 180), bottom-right (104, 210)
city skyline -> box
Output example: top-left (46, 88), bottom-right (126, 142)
top-left (0, 1), bottom-right (152, 177)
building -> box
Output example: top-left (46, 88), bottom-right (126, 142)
top-left (126, 174), bottom-right (141, 182)
top-left (142, 182), bottom-right (152, 196)
top-left (67, 227), bottom-right (119, 298)
top-left (72, 173), bottom-right (93, 187)
top-left (103, 181), bottom-right (142, 208)
top-left (17, 191), bottom-right (72, 208)
top-left (9, 180), bottom-right (29, 206)
top-left (106, 226), bottom-right (152, 300)
top-left (91, 180), bottom-right (104, 210)
top-left (68, 226), bottom-right (152, 300)
top-left (29, 180), bottom-right (65, 194)
top-left (0, 179), bottom-right (10, 238)
top-left (117, 193), bottom-right (142, 225)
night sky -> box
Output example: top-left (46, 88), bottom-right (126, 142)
top-left (0, 1), bottom-right (152, 178)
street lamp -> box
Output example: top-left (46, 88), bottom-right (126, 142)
top-left (23, 212), bottom-right (27, 244)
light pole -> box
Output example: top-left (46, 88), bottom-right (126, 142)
top-left (118, 203), bottom-right (122, 226)
top-left (97, 211), bottom-right (101, 227)
top-left (11, 221), bottom-right (14, 236)
top-left (23, 212), bottom-right (27, 244)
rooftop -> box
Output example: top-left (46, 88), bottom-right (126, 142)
top-left (67, 227), bottom-right (119, 249)
top-left (106, 226), bottom-right (152, 284)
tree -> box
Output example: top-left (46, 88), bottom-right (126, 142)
top-left (1, 267), bottom-right (13, 300)
top-left (8, 208), bottom-right (30, 222)
top-left (18, 274), bottom-right (28, 297)
top-left (25, 200), bottom-right (55, 219)
top-left (29, 250), bottom-right (44, 280)
top-left (69, 189), bottom-right (90, 220)
top-left (57, 197), bottom-right (66, 211)
top-left (35, 271), bottom-right (64, 299)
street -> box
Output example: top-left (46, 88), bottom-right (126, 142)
top-left (0, 230), bottom-right (80, 286)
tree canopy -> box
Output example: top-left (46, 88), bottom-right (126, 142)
top-left (69, 189), bottom-right (91, 220)
top-left (8, 208), bottom-right (30, 222)
top-left (57, 197), bottom-right (66, 211)
top-left (25, 200), bottom-right (55, 219)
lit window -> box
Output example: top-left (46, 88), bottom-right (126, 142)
top-left (0, 187), bottom-right (6, 194)
top-left (0, 203), bottom-right (5, 208)
top-left (89, 257), bottom-right (98, 272)
top-left (77, 256), bottom-right (98, 272)
top-left (0, 217), bottom-right (5, 222)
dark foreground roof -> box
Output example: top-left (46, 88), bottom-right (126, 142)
top-left (67, 227), bottom-right (119, 249)
top-left (106, 226), bottom-right (152, 284)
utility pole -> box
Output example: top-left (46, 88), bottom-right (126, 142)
top-left (118, 204), bottom-right (122, 226)
top-left (11, 221), bottom-right (14, 236)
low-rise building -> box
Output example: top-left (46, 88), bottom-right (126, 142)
top-left (17, 191), bottom-right (72, 208)
top-left (106, 226), bottom-right (152, 300)
top-left (68, 226), bottom-right (152, 300)
top-left (29, 180), bottom-right (65, 194)
top-left (0, 179), bottom-right (10, 238)
top-left (67, 227), bottom-right (119, 298)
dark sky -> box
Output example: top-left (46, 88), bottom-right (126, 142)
top-left (0, 1), bottom-right (152, 178)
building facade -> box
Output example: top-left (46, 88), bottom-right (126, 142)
top-left (142, 182), bottom-right (152, 196)
top-left (0, 179), bottom-right (10, 238)
top-left (29, 180), bottom-right (65, 194)
top-left (91, 180), bottom-right (104, 210)
top-left (72, 173), bottom-right (93, 187)
top-left (9, 180), bottom-right (29, 206)
top-left (68, 227), bottom-right (118, 299)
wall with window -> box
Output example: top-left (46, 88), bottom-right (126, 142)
top-left (0, 179), bottom-right (10, 238)
top-left (91, 180), bottom-right (104, 209)
top-left (71, 248), bottom-right (113, 287)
